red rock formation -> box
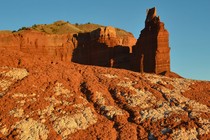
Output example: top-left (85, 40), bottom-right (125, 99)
top-left (0, 30), bottom-right (76, 61)
top-left (133, 7), bottom-right (170, 74)
top-left (0, 27), bottom-right (136, 70)
top-left (0, 11), bottom-right (171, 75)
top-left (72, 26), bottom-right (136, 70)
top-left (90, 26), bottom-right (136, 50)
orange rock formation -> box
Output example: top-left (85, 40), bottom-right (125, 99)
top-left (0, 7), bottom-right (171, 75)
top-left (0, 27), bottom-right (136, 70)
top-left (0, 30), bottom-right (75, 61)
top-left (133, 7), bottom-right (170, 74)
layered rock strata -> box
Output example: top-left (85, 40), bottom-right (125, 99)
top-left (0, 30), bottom-right (75, 61)
top-left (72, 26), bottom-right (136, 70)
top-left (133, 7), bottom-right (170, 74)
top-left (0, 8), bottom-right (171, 75)
top-left (0, 27), bottom-right (136, 70)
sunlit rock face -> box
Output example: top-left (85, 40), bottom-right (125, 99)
top-left (0, 30), bottom-right (75, 61)
top-left (133, 7), bottom-right (170, 74)
top-left (0, 26), bottom-right (136, 70)
top-left (0, 8), bottom-right (171, 75)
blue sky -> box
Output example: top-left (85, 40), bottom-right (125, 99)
top-left (1, 0), bottom-right (210, 80)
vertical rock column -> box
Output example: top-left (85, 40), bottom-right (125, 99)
top-left (134, 7), bottom-right (170, 74)
top-left (156, 22), bottom-right (170, 74)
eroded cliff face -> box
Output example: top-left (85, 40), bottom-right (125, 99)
top-left (0, 26), bottom-right (136, 69)
top-left (133, 7), bottom-right (170, 74)
top-left (0, 8), bottom-right (171, 75)
top-left (0, 30), bottom-right (76, 61)
top-left (90, 26), bottom-right (136, 49)
top-left (72, 26), bottom-right (136, 70)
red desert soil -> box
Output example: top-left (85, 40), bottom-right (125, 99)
top-left (0, 48), bottom-right (209, 140)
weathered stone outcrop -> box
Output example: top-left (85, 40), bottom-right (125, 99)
top-left (0, 27), bottom-right (136, 70)
top-left (90, 26), bottom-right (136, 50)
top-left (0, 30), bottom-right (76, 61)
top-left (0, 8), bottom-right (170, 75)
top-left (72, 26), bottom-right (136, 70)
top-left (133, 7), bottom-right (170, 74)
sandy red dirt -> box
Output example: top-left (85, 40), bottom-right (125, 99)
top-left (0, 48), bottom-right (209, 140)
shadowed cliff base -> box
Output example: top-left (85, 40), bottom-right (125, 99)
top-left (72, 32), bottom-right (133, 70)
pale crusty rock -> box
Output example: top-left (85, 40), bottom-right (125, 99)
top-left (101, 74), bottom-right (118, 79)
top-left (12, 93), bottom-right (36, 107)
top-left (53, 107), bottom-right (97, 139)
top-left (117, 80), bottom-right (156, 108)
top-left (2, 67), bottom-right (29, 80)
top-left (197, 118), bottom-right (210, 135)
top-left (12, 93), bottom-right (27, 98)
top-left (0, 126), bottom-right (9, 136)
top-left (37, 104), bottom-right (56, 118)
top-left (188, 100), bottom-right (210, 113)
top-left (0, 79), bottom-right (12, 91)
top-left (38, 82), bottom-right (98, 139)
top-left (101, 105), bottom-right (124, 119)
top-left (144, 73), bottom-right (210, 128)
top-left (140, 102), bottom-right (186, 122)
top-left (95, 91), bottom-right (106, 105)
top-left (172, 127), bottom-right (198, 140)
top-left (145, 74), bottom-right (210, 114)
top-left (9, 108), bottom-right (24, 118)
top-left (77, 96), bottom-right (89, 106)
top-left (54, 82), bottom-right (73, 97)
top-left (14, 118), bottom-right (49, 140)
top-left (0, 67), bottom-right (29, 97)
top-left (95, 91), bottom-right (123, 119)
top-left (3, 80), bottom-right (98, 139)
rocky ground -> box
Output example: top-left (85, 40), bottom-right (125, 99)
top-left (0, 48), bottom-right (209, 140)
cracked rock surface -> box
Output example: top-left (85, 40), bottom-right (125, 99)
top-left (0, 48), bottom-right (210, 139)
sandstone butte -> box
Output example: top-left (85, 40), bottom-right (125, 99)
top-left (0, 7), bottom-right (210, 140)
top-left (0, 8), bottom-right (172, 76)
top-left (0, 21), bottom-right (136, 71)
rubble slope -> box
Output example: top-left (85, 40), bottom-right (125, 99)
top-left (0, 48), bottom-right (209, 140)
